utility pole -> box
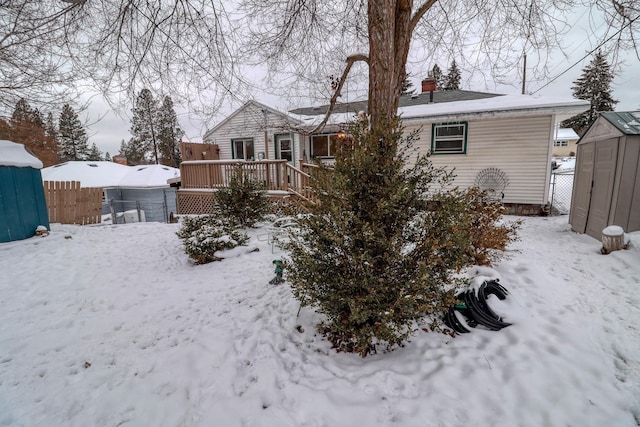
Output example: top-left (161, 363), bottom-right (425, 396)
top-left (522, 54), bottom-right (527, 95)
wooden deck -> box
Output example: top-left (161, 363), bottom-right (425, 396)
top-left (177, 160), bottom-right (315, 214)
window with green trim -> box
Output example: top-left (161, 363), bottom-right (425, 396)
top-left (232, 138), bottom-right (254, 160)
top-left (431, 122), bottom-right (468, 154)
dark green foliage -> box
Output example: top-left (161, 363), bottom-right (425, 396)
top-left (58, 103), bottom-right (89, 161)
top-left (284, 118), bottom-right (458, 355)
top-left (283, 117), bottom-right (519, 356)
top-left (562, 51), bottom-right (617, 135)
top-left (176, 215), bottom-right (249, 264)
top-left (443, 60), bottom-right (461, 91)
top-left (431, 64), bottom-right (444, 90)
top-left (213, 167), bottom-right (269, 227)
top-left (400, 72), bottom-right (416, 96)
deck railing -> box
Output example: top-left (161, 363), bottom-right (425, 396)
top-left (180, 160), bottom-right (315, 203)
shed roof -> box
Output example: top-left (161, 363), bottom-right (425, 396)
top-left (555, 128), bottom-right (580, 140)
top-left (599, 111), bottom-right (640, 135)
top-left (0, 140), bottom-right (43, 169)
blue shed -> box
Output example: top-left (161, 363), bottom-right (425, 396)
top-left (0, 140), bottom-right (50, 242)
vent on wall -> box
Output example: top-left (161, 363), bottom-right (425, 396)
top-left (474, 168), bottom-right (509, 201)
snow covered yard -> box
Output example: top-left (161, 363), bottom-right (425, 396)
top-left (1, 217), bottom-right (639, 427)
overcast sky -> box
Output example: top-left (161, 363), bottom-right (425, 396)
top-left (85, 15), bottom-right (640, 158)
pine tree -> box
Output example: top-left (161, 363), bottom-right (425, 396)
top-left (87, 143), bottom-right (103, 161)
top-left (443, 60), bottom-right (461, 91)
top-left (58, 103), bottom-right (89, 161)
top-left (431, 64), bottom-right (444, 90)
top-left (121, 136), bottom-right (145, 165)
top-left (130, 88), bottom-right (159, 164)
top-left (562, 50), bottom-right (618, 135)
top-left (400, 72), bottom-right (416, 96)
top-left (104, 152), bottom-right (112, 161)
top-left (156, 95), bottom-right (183, 167)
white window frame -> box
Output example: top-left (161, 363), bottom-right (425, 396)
top-left (431, 122), bottom-right (468, 154)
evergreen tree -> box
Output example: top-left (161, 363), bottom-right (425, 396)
top-left (443, 60), bottom-right (461, 91)
top-left (431, 64), bottom-right (444, 90)
top-left (87, 143), bottom-right (103, 161)
top-left (400, 73), bottom-right (416, 96)
top-left (9, 99), bottom-right (59, 166)
top-left (284, 116), bottom-right (519, 356)
top-left (104, 152), bottom-right (111, 161)
top-left (121, 136), bottom-right (145, 165)
top-left (58, 103), bottom-right (89, 161)
top-left (130, 88), bottom-right (159, 164)
top-left (562, 51), bottom-right (618, 135)
top-left (156, 95), bottom-right (183, 167)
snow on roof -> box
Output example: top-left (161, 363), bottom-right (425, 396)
top-left (119, 164), bottom-right (180, 188)
top-left (41, 161), bottom-right (131, 187)
top-left (0, 140), bottom-right (44, 169)
top-left (41, 161), bottom-right (181, 188)
top-left (293, 93), bottom-right (590, 126)
top-left (554, 128), bottom-right (580, 140)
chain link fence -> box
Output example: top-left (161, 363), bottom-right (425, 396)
top-left (549, 170), bottom-right (575, 215)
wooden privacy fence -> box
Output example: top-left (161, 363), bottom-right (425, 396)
top-left (43, 181), bottom-right (103, 225)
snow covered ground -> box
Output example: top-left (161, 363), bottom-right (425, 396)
top-left (1, 216), bottom-right (639, 427)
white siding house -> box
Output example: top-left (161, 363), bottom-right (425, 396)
top-left (290, 91), bottom-right (589, 213)
top-left (205, 92), bottom-right (589, 213)
top-left (203, 100), bottom-right (304, 168)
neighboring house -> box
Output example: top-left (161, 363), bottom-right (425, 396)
top-left (570, 111), bottom-right (640, 238)
top-left (198, 90), bottom-right (589, 214)
top-left (552, 128), bottom-right (580, 157)
top-left (203, 100), bottom-right (304, 167)
top-left (41, 161), bottom-right (180, 223)
top-left (0, 140), bottom-right (50, 242)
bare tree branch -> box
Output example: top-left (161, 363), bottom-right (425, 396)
top-left (308, 53), bottom-right (370, 134)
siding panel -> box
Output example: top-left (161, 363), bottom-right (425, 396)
top-left (408, 116), bottom-right (553, 204)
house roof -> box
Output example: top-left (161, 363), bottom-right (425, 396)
top-left (599, 111), bottom-right (640, 135)
top-left (203, 100), bottom-right (302, 140)
top-left (289, 90), bottom-right (500, 116)
top-left (555, 128), bottom-right (580, 140)
top-left (41, 161), bottom-right (180, 188)
top-left (0, 140), bottom-right (43, 169)
top-left (290, 91), bottom-right (590, 126)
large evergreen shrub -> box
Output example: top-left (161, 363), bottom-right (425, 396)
top-left (284, 117), bottom-right (518, 356)
top-left (213, 166), bottom-right (269, 227)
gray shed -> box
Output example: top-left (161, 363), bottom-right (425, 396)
top-left (570, 111), bottom-right (640, 238)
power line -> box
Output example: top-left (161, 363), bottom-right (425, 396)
top-left (532, 13), bottom-right (640, 94)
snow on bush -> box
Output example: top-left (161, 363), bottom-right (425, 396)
top-left (176, 215), bottom-right (249, 264)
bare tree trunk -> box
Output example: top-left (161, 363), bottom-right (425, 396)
top-left (367, 0), bottom-right (434, 133)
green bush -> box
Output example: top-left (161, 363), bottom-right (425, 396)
top-left (213, 167), bottom-right (269, 227)
top-left (283, 117), bottom-right (519, 356)
top-left (176, 215), bottom-right (249, 264)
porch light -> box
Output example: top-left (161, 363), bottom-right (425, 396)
top-left (337, 130), bottom-right (348, 140)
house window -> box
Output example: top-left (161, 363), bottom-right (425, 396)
top-left (232, 138), bottom-right (254, 160)
top-left (431, 122), bottom-right (468, 154)
top-left (311, 133), bottom-right (340, 157)
top-left (554, 140), bottom-right (568, 147)
top-left (275, 134), bottom-right (293, 162)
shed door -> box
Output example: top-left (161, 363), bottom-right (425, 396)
top-left (585, 138), bottom-right (619, 238)
top-left (571, 143), bottom-right (595, 233)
